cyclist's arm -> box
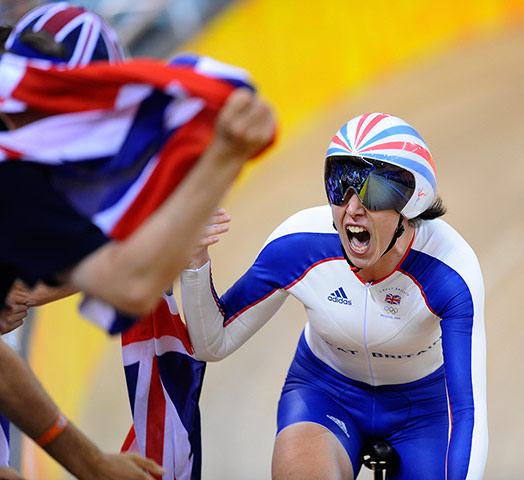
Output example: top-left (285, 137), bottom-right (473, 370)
top-left (440, 268), bottom-right (487, 480)
top-left (181, 236), bottom-right (291, 361)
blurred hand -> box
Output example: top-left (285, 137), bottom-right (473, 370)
top-left (94, 451), bottom-right (165, 480)
top-left (10, 280), bottom-right (76, 308)
top-left (5, 280), bottom-right (32, 306)
top-left (0, 280), bottom-right (78, 334)
top-left (0, 465), bottom-right (27, 479)
top-left (0, 303), bottom-right (29, 334)
top-left (212, 88), bottom-right (276, 161)
top-left (0, 281), bottom-right (31, 334)
top-left (187, 208), bottom-right (231, 270)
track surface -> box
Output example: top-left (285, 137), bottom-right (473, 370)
top-left (82, 26), bottom-right (524, 479)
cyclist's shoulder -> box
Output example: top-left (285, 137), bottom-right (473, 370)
top-left (413, 218), bottom-right (478, 261)
top-left (409, 219), bottom-right (483, 293)
top-left (262, 205), bottom-right (337, 246)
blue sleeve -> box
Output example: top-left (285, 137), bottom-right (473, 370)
top-left (439, 289), bottom-right (475, 479)
top-left (218, 232), bottom-right (342, 323)
top-left (401, 249), bottom-right (478, 479)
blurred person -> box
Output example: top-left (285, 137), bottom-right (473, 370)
top-left (0, 2), bottom-right (274, 322)
top-left (0, 2), bottom-right (275, 478)
top-left (0, 336), bottom-right (166, 480)
top-left (181, 113), bottom-right (487, 479)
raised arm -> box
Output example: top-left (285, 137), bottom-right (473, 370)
top-left (181, 257), bottom-right (288, 361)
top-left (180, 212), bottom-right (306, 361)
top-left (0, 338), bottom-right (165, 480)
top-left (70, 89), bottom-right (275, 316)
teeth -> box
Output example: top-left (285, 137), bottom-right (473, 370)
top-left (347, 225), bottom-right (367, 233)
top-left (350, 241), bottom-right (368, 253)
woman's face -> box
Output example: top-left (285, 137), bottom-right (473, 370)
top-left (331, 191), bottom-right (402, 271)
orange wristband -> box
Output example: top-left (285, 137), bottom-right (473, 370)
top-left (35, 413), bottom-right (68, 447)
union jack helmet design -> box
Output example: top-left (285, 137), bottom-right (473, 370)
top-left (326, 113), bottom-right (437, 219)
top-left (5, 2), bottom-right (125, 67)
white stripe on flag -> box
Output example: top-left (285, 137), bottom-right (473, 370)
top-left (164, 390), bottom-right (194, 480)
top-left (79, 296), bottom-right (117, 332)
top-left (0, 107), bottom-right (138, 162)
top-left (0, 424), bottom-right (9, 467)
top-left (163, 97), bottom-right (205, 131)
top-left (92, 154), bottom-right (159, 235)
top-left (122, 336), bottom-right (191, 367)
top-left (0, 54), bottom-right (28, 113)
top-left (195, 56), bottom-right (251, 83)
top-left (130, 343), bottom-right (154, 457)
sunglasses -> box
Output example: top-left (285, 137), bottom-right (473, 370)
top-left (325, 156), bottom-right (416, 211)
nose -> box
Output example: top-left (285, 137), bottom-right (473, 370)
top-left (344, 190), bottom-right (365, 217)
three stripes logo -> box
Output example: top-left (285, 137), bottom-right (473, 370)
top-left (327, 287), bottom-right (352, 306)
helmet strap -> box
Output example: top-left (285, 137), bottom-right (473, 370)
top-left (382, 214), bottom-right (405, 257)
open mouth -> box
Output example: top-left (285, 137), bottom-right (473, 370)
top-left (347, 225), bottom-right (371, 254)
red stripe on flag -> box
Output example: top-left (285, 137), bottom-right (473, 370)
top-left (0, 146), bottom-right (23, 160)
top-left (110, 108), bottom-right (217, 240)
top-left (121, 298), bottom-right (194, 354)
top-left (146, 356), bottom-right (166, 480)
top-left (41, 7), bottom-right (86, 35)
top-left (10, 60), bottom-right (235, 114)
top-left (121, 424), bottom-right (137, 452)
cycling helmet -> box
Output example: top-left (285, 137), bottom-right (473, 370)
top-left (325, 113), bottom-right (437, 219)
top-left (4, 2), bottom-right (124, 66)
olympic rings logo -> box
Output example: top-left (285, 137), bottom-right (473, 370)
top-left (384, 306), bottom-right (398, 314)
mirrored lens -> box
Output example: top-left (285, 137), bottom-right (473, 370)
top-left (325, 156), bottom-right (415, 211)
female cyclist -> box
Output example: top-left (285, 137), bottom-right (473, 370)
top-left (181, 113), bottom-right (487, 479)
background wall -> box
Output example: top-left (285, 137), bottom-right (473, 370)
top-left (21, 0), bottom-right (524, 478)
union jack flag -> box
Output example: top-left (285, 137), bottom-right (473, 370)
top-left (121, 292), bottom-right (205, 480)
top-left (0, 416), bottom-right (9, 467)
top-left (0, 51), bottom-right (262, 330)
top-left (0, 52), bottom-right (270, 478)
top-left (385, 294), bottom-right (401, 305)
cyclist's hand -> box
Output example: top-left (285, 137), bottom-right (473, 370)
top-left (187, 208), bottom-right (231, 270)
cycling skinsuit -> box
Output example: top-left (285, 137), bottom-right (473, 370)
top-left (181, 205), bottom-right (487, 479)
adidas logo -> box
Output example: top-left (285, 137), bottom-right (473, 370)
top-left (326, 415), bottom-right (350, 438)
top-left (327, 287), bottom-right (352, 306)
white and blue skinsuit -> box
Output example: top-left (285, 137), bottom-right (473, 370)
top-left (181, 205), bottom-right (488, 479)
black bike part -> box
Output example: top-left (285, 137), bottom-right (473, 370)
top-left (362, 441), bottom-right (399, 480)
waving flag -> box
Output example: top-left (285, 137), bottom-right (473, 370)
top-left (121, 292), bottom-right (205, 480)
top-left (0, 52), bottom-right (268, 478)
top-left (0, 52), bottom-right (254, 242)
top-left (0, 51), bottom-right (262, 331)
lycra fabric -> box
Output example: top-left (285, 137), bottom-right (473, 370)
top-left (278, 332), bottom-right (449, 479)
top-left (181, 205), bottom-right (487, 479)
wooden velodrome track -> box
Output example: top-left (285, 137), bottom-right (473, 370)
top-left (68, 25), bottom-right (524, 480)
